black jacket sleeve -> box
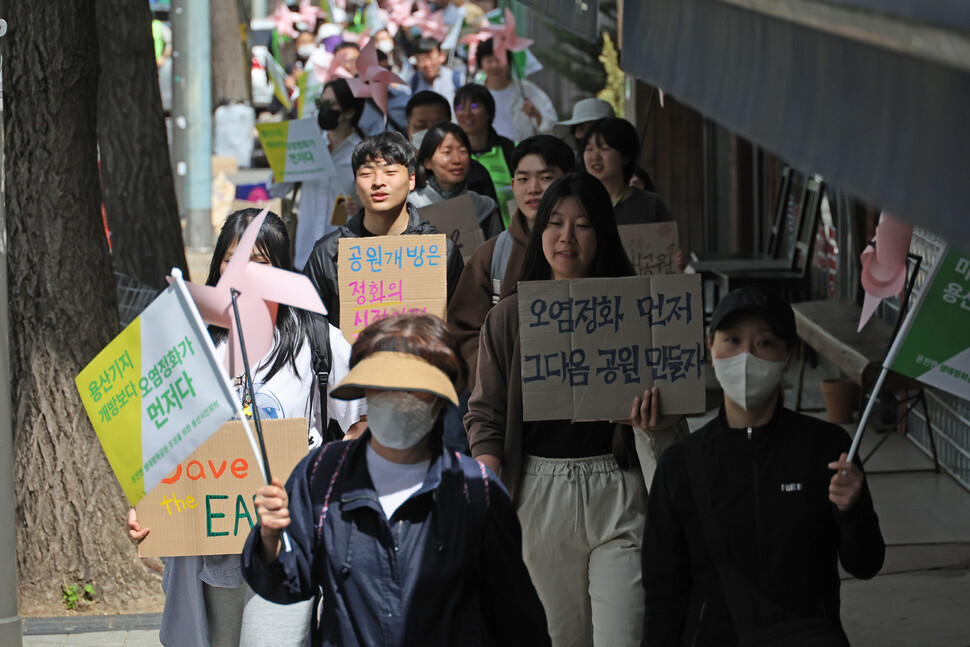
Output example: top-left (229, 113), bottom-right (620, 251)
top-left (303, 238), bottom-right (340, 322)
top-left (833, 459), bottom-right (885, 580)
top-left (641, 447), bottom-right (691, 647)
top-left (445, 238), bottom-right (465, 303)
top-left (479, 474), bottom-right (552, 647)
top-left (242, 454), bottom-right (318, 604)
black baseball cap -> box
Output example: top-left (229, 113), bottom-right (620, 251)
top-left (709, 287), bottom-right (797, 346)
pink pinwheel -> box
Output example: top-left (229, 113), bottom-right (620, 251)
top-left (346, 38), bottom-right (405, 120)
top-left (386, 0), bottom-right (414, 31)
top-left (273, 1), bottom-right (299, 38)
top-left (169, 209), bottom-right (327, 377)
top-left (420, 10), bottom-right (450, 42)
top-left (475, 7), bottom-right (533, 62)
top-left (297, 0), bottom-right (321, 28)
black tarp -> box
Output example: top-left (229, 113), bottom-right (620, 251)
top-left (518, 0), bottom-right (600, 42)
top-left (622, 0), bottom-right (970, 250)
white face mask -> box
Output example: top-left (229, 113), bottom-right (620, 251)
top-left (297, 44), bottom-right (315, 60)
top-left (712, 352), bottom-right (787, 411)
top-left (366, 391), bottom-right (438, 450)
top-left (376, 40), bottom-right (394, 54)
top-left (410, 128), bottom-right (428, 150)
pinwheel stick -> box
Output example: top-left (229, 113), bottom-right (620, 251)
top-left (229, 288), bottom-right (292, 553)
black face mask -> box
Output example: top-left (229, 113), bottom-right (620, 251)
top-left (316, 102), bottom-right (341, 131)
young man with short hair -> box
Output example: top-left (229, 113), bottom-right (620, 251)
top-left (448, 134), bottom-right (575, 390)
top-left (408, 38), bottom-right (464, 107)
top-left (303, 132), bottom-right (464, 323)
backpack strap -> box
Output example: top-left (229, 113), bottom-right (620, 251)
top-left (489, 230), bottom-right (513, 305)
top-left (308, 313), bottom-right (344, 442)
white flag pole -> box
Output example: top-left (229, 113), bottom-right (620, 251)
top-left (848, 243), bottom-right (950, 462)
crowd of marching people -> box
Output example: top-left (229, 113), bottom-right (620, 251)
top-left (129, 1), bottom-right (886, 645)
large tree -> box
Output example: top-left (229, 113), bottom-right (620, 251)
top-left (5, 1), bottom-right (159, 611)
top-left (97, 0), bottom-right (188, 291)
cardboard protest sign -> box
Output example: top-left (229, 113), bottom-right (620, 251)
top-left (518, 274), bottom-right (705, 421)
top-left (417, 194), bottom-right (486, 263)
top-left (231, 197), bottom-right (283, 218)
top-left (337, 234), bottom-right (448, 341)
top-left (890, 247), bottom-right (970, 400)
top-left (136, 419), bottom-right (307, 557)
top-left (619, 222), bottom-right (680, 276)
top-left (76, 279), bottom-right (239, 506)
top-left (256, 117), bottom-right (335, 183)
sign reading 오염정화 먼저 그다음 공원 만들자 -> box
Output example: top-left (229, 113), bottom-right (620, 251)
top-left (75, 281), bottom-right (238, 507)
top-left (135, 419), bottom-right (307, 557)
top-left (619, 222), bottom-right (681, 276)
top-left (890, 247), bottom-right (970, 400)
top-left (256, 117), bottom-right (335, 183)
top-left (418, 194), bottom-right (487, 263)
top-left (518, 274), bottom-right (705, 422)
top-left (337, 234), bottom-right (448, 342)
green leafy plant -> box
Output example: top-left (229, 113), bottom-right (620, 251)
top-left (62, 582), bottom-right (96, 611)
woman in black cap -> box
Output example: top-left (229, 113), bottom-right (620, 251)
top-left (641, 287), bottom-right (885, 646)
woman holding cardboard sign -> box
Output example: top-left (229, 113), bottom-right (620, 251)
top-left (465, 173), bottom-right (687, 647)
top-left (127, 209), bottom-right (365, 647)
top-left (242, 314), bottom-right (550, 646)
top-left (408, 121), bottom-right (504, 239)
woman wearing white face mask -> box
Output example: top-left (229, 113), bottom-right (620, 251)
top-left (642, 287), bottom-right (885, 646)
top-left (242, 314), bottom-right (551, 647)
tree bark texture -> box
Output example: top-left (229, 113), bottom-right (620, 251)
top-left (97, 0), bottom-right (187, 292)
top-left (210, 0), bottom-right (251, 105)
top-left (4, 1), bottom-right (160, 611)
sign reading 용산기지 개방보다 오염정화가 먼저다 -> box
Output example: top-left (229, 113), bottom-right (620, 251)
top-left (518, 274), bottom-right (705, 422)
top-left (135, 419), bottom-right (307, 558)
top-left (256, 117), bottom-right (335, 183)
top-left (337, 234), bottom-right (448, 342)
top-left (890, 246), bottom-right (970, 400)
top-left (75, 278), bottom-right (240, 507)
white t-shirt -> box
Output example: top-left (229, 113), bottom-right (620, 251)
top-left (215, 322), bottom-right (365, 450)
top-left (489, 83), bottom-right (516, 142)
top-left (365, 443), bottom-right (431, 520)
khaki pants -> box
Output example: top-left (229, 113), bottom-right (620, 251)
top-left (517, 454), bottom-right (646, 647)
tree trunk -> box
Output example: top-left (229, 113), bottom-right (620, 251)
top-left (97, 0), bottom-right (188, 292)
top-left (210, 0), bottom-right (251, 106)
top-left (4, 1), bottom-right (160, 612)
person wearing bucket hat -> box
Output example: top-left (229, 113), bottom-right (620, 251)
top-left (641, 287), bottom-right (885, 646)
top-left (552, 97), bottom-right (615, 152)
top-left (243, 314), bottom-right (551, 647)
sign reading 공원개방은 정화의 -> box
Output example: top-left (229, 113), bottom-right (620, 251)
top-left (518, 274), bottom-right (705, 422)
top-left (891, 247), bottom-right (970, 401)
top-left (75, 280), bottom-right (237, 507)
top-left (135, 419), bottom-right (307, 558)
top-left (418, 194), bottom-right (487, 263)
top-left (619, 222), bottom-right (681, 276)
top-left (256, 116), bottom-right (335, 183)
top-left (337, 234), bottom-right (448, 341)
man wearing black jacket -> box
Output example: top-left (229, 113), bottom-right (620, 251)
top-left (642, 288), bottom-right (884, 646)
top-left (303, 131), bottom-right (464, 323)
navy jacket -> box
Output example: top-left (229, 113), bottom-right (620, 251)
top-left (642, 405), bottom-right (885, 646)
top-left (242, 433), bottom-right (550, 647)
